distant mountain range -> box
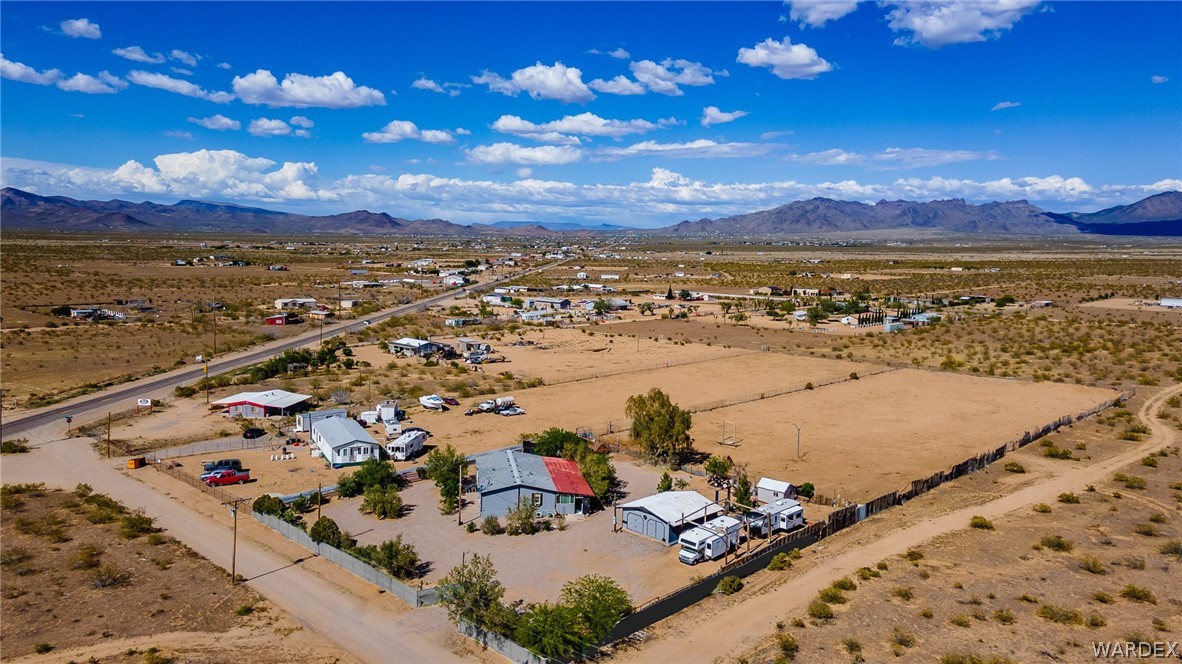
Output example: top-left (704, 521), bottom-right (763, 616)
top-left (2, 187), bottom-right (1180, 237)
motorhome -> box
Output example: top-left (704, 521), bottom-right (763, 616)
top-left (677, 515), bottom-right (742, 565)
top-left (386, 430), bottom-right (429, 461)
top-left (748, 498), bottom-right (805, 538)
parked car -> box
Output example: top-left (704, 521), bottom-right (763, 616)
top-left (204, 469), bottom-right (251, 486)
top-left (202, 458), bottom-right (242, 473)
top-left (442, 397), bottom-right (460, 406)
top-left (499, 406), bottom-right (525, 417)
top-left (242, 428), bottom-right (266, 439)
top-left (362, 320), bottom-right (371, 325)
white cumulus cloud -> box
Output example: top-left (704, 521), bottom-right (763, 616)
top-left (56, 71), bottom-right (127, 94)
top-left (738, 37), bottom-right (833, 79)
top-left (113, 46), bottom-right (164, 64)
top-left (1151, 75), bottom-right (1169, 84)
top-left (588, 75), bottom-right (646, 96)
top-left (991, 100), bottom-right (1021, 111)
top-left (885, 0), bottom-right (1041, 48)
top-left (791, 148), bottom-right (868, 165)
top-left (61, 18), bottom-right (101, 39)
top-left (629, 58), bottom-right (720, 96)
top-left (412, 77), bottom-right (445, 93)
top-left (466, 142), bottom-right (584, 165)
top-left (492, 112), bottom-right (671, 144)
top-left (872, 147), bottom-right (998, 168)
top-left (0, 53), bottom-right (62, 85)
top-left (232, 69), bottom-right (386, 108)
top-left (289, 116), bottom-right (314, 128)
top-left (701, 106), bottom-right (749, 127)
top-left (128, 70), bottom-right (233, 103)
top-left (597, 139), bottom-right (774, 160)
top-left (249, 118), bottom-right (294, 137)
top-left (785, 1), bottom-right (859, 27)
top-left (472, 62), bottom-right (594, 103)
top-left (170, 49), bottom-right (198, 67)
top-left (362, 120), bottom-right (454, 144)
top-left (188, 114), bottom-right (240, 131)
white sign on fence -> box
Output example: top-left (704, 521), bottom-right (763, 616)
top-left (137, 398), bottom-right (152, 407)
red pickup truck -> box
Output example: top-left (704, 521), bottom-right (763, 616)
top-left (203, 469), bottom-right (251, 486)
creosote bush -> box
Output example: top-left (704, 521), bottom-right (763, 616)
top-left (969, 515), bottom-right (994, 530)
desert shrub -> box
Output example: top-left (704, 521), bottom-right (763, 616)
top-left (831, 577), bottom-right (857, 591)
top-left (994, 608), bottom-right (1016, 625)
top-left (1002, 461), bottom-right (1025, 473)
top-left (309, 517), bottom-right (347, 549)
top-left (1058, 492), bottom-right (1080, 504)
top-left (807, 599), bottom-right (834, 622)
top-left (350, 535), bottom-right (420, 580)
top-left (1044, 445), bottom-right (1072, 460)
top-left (1037, 604), bottom-right (1083, 625)
top-left (1114, 473), bottom-right (1147, 490)
top-left (717, 576), bottom-right (743, 595)
top-left (1079, 556), bottom-right (1106, 574)
top-left (1123, 557), bottom-right (1146, 570)
top-left (891, 586), bottom-right (914, 602)
top-left (235, 604), bottom-right (255, 616)
top-left (1087, 613), bottom-right (1108, 628)
top-left (1142, 456), bottom-right (1159, 468)
top-left (360, 485), bottom-right (404, 520)
top-left (920, 608), bottom-right (934, 619)
top-left (91, 564), bottom-right (131, 588)
top-left (1159, 540), bottom-right (1182, 559)
top-left (818, 587), bottom-right (847, 604)
top-left (1033, 503), bottom-right (1052, 513)
top-left (1149, 512), bottom-right (1168, 524)
top-left (1, 439), bottom-right (30, 454)
top-left (70, 545), bottom-right (103, 570)
top-left (969, 516), bottom-right (994, 530)
top-left (34, 644), bottom-right (54, 654)
top-left (891, 627), bottom-right (916, 648)
top-left (1134, 523), bottom-right (1160, 537)
top-left (949, 615), bottom-right (972, 627)
top-left (777, 633), bottom-right (800, 661)
top-left (120, 511), bottom-right (156, 539)
top-left (767, 552), bottom-right (792, 571)
top-left (842, 637), bottom-right (862, 659)
top-left (939, 655), bottom-right (1016, 664)
top-left (1040, 534), bottom-right (1074, 552)
top-left (481, 516), bottom-right (503, 535)
top-left (505, 496), bottom-right (539, 536)
top-left (855, 566), bottom-right (879, 580)
top-left (905, 549), bottom-right (924, 562)
top-left (876, 561), bottom-right (889, 571)
top-left (1120, 585), bottom-right (1157, 604)
top-left (1092, 591), bottom-right (1115, 604)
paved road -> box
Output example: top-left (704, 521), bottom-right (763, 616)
top-left (1, 260), bottom-right (564, 439)
top-left (0, 431), bottom-right (463, 664)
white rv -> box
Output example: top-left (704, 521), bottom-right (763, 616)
top-left (678, 515), bottom-right (742, 565)
top-left (386, 430), bottom-right (428, 461)
top-left (748, 498), bottom-right (805, 538)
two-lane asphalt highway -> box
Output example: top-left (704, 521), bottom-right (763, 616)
top-left (1, 259), bottom-right (565, 438)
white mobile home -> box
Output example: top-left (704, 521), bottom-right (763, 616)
top-left (294, 408), bottom-right (347, 433)
top-left (756, 477), bottom-right (794, 504)
top-left (386, 430), bottom-right (428, 461)
top-left (677, 515), bottom-right (742, 564)
top-left (311, 418), bottom-right (381, 468)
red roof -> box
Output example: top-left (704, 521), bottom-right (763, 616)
top-left (542, 457), bottom-right (595, 497)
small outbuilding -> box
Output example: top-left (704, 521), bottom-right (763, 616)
top-left (311, 417), bottom-right (381, 468)
top-left (756, 477), bottom-right (794, 505)
top-left (389, 337), bottom-right (445, 357)
top-left (211, 389), bottom-right (311, 418)
top-left (474, 449), bottom-right (595, 518)
top-left (618, 491), bottom-right (723, 545)
top-left (295, 408), bottom-right (348, 433)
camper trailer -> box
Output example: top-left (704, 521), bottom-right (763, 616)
top-left (677, 515), bottom-right (742, 565)
top-left (748, 498), bottom-right (805, 538)
top-left (386, 430), bottom-right (428, 461)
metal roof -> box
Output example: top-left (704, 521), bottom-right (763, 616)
top-left (619, 491), bottom-right (722, 527)
top-left (756, 477), bottom-right (793, 493)
top-left (211, 389), bottom-right (311, 409)
top-left (312, 417), bottom-right (378, 450)
top-left (475, 450), bottom-right (594, 497)
top-left (752, 498), bottom-right (803, 516)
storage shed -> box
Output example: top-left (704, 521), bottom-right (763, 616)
top-left (474, 449), bottom-right (595, 518)
top-left (756, 477), bottom-right (794, 504)
top-left (618, 491), bottom-right (723, 545)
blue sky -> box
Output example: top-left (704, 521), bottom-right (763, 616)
top-left (1, 1), bottom-right (1179, 227)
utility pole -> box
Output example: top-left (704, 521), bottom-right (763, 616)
top-left (204, 362), bottom-right (210, 406)
top-left (229, 499), bottom-right (243, 585)
top-left (457, 462), bottom-right (463, 526)
top-left (212, 310), bottom-right (217, 357)
top-left (789, 422), bottom-right (802, 459)
top-left (106, 412), bottom-right (112, 458)
top-left (317, 482), bottom-right (323, 522)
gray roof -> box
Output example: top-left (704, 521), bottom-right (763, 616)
top-left (619, 491), bottom-right (722, 527)
top-left (312, 417), bottom-right (378, 450)
top-left (475, 449), bottom-right (553, 494)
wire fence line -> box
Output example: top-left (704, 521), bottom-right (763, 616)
top-left (148, 459), bottom-right (238, 504)
top-left (533, 349), bottom-right (754, 387)
top-left (146, 434), bottom-right (277, 460)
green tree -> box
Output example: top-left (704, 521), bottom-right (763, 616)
top-left (797, 482), bottom-right (815, 499)
top-left (530, 427), bottom-right (585, 457)
top-left (437, 553), bottom-right (509, 629)
top-left (336, 457), bottom-right (400, 498)
top-left (593, 299), bottom-right (610, 315)
top-left (524, 428), bottom-right (617, 503)
top-left (995, 294), bottom-right (1017, 307)
top-left (731, 311), bottom-right (748, 324)
top-left (626, 388), bottom-right (694, 463)
top-left (252, 494), bottom-right (284, 516)
top-left (352, 534), bottom-right (419, 580)
top-left (656, 471), bottom-right (673, 493)
top-left (733, 472), bottom-right (753, 508)
top-left (515, 602), bottom-right (586, 659)
top-left (505, 496), bottom-right (539, 535)
top-left (360, 484), bottom-right (404, 519)
top-left (560, 574), bottom-right (633, 642)
top-left (666, 285), bottom-right (674, 300)
top-left (424, 444), bottom-right (468, 514)
top-left (720, 301), bottom-right (733, 315)
top-left (806, 306), bottom-right (826, 327)
top-left (309, 516), bottom-right (347, 549)
top-left (678, 289), bottom-right (692, 300)
top-left (704, 456), bottom-right (733, 483)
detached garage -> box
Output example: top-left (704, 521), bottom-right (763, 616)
top-left (618, 491), bottom-right (723, 545)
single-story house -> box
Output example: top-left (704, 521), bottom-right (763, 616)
top-left (482, 294), bottom-right (514, 307)
top-left (601, 274), bottom-right (621, 280)
top-left (750, 286), bottom-right (783, 296)
top-left (295, 408), bottom-right (347, 433)
top-left (311, 417), bottom-right (381, 468)
top-left (756, 477), bottom-right (794, 505)
top-left (457, 338), bottom-right (492, 354)
top-left (517, 309), bottom-right (562, 323)
top-left (446, 317), bottom-right (482, 327)
top-left (211, 389), bottom-right (311, 418)
top-left (619, 491), bottom-right (723, 545)
top-left (307, 308), bottom-right (334, 320)
top-left (443, 274), bottom-right (466, 287)
top-left (389, 337), bottom-right (445, 357)
top-left (474, 449), bottom-right (595, 518)
top-left (265, 313), bottom-right (294, 326)
top-left (529, 297), bottom-right (571, 311)
top-left (275, 297), bottom-right (317, 310)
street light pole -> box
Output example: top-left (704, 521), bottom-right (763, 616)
top-left (788, 422), bottom-right (802, 459)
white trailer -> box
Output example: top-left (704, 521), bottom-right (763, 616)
top-left (358, 410), bottom-right (380, 426)
top-left (377, 400), bottom-right (401, 423)
top-left (678, 515), bottom-right (742, 565)
top-left (386, 430), bottom-right (428, 461)
top-left (748, 498), bottom-right (805, 538)
top-left (294, 408), bottom-right (347, 433)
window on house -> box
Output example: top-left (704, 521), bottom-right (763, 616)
top-left (532, 493), bottom-right (542, 507)
top-left (557, 495), bottom-right (573, 504)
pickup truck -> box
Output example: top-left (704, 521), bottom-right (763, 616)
top-left (202, 458), bottom-right (242, 473)
top-left (203, 469), bottom-right (251, 486)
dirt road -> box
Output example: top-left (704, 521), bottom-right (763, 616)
top-left (0, 425), bottom-right (465, 664)
top-left (613, 384), bottom-right (1182, 663)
